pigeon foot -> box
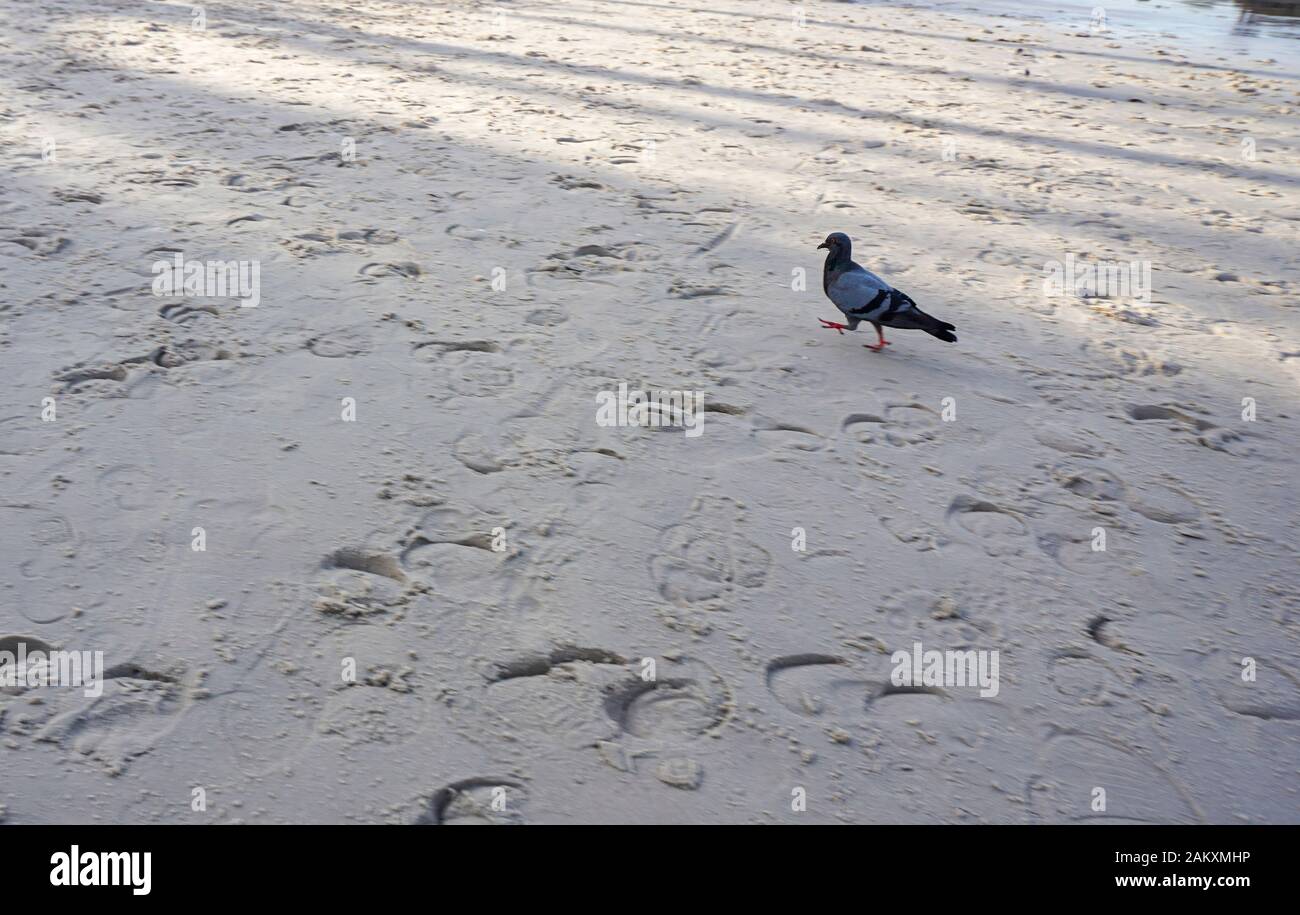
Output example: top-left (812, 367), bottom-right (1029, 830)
top-left (819, 318), bottom-right (849, 334)
top-left (864, 341), bottom-right (891, 352)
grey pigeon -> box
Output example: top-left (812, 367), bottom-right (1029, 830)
top-left (817, 232), bottom-right (956, 351)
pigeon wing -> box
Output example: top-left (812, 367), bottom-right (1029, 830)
top-left (877, 289), bottom-right (927, 326)
top-left (875, 289), bottom-right (958, 341)
top-left (875, 288), bottom-right (920, 324)
top-left (827, 266), bottom-right (892, 319)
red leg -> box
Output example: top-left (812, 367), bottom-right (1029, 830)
top-left (819, 318), bottom-right (849, 335)
top-left (864, 326), bottom-right (891, 352)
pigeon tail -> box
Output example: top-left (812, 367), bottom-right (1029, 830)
top-left (918, 312), bottom-right (957, 343)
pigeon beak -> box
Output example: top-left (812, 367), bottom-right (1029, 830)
top-left (816, 241), bottom-right (829, 250)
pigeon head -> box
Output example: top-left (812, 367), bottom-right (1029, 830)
top-left (817, 232), bottom-right (852, 256)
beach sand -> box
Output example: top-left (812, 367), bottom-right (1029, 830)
top-left (0, 0), bottom-right (1297, 823)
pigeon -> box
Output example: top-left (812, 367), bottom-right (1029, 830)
top-left (816, 232), bottom-right (956, 351)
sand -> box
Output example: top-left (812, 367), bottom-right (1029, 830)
top-left (0, 0), bottom-right (1297, 824)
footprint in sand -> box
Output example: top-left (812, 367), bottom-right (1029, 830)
top-left (314, 549), bottom-right (410, 621)
top-left (1123, 402), bottom-right (1256, 457)
top-left (1089, 346), bottom-right (1184, 378)
top-left (844, 404), bottom-right (944, 447)
top-left (876, 587), bottom-right (997, 640)
top-left (1047, 649), bottom-right (1131, 707)
top-left (766, 655), bottom-right (876, 718)
top-left (649, 495), bottom-right (771, 606)
top-left (284, 228), bottom-right (402, 259)
top-left (398, 505), bottom-right (509, 602)
top-left (52, 189), bottom-right (103, 205)
top-left (1053, 462), bottom-right (1127, 503)
top-left (0, 506), bottom-right (80, 624)
top-left (328, 547), bottom-right (406, 582)
top-left (446, 354), bottom-right (515, 398)
top-left (764, 653), bottom-right (1008, 769)
top-left (603, 657), bottom-right (731, 743)
top-left (98, 464), bottom-right (167, 512)
top-left (30, 675), bottom-right (187, 779)
top-left (1125, 483), bottom-right (1201, 525)
top-left (1033, 733), bottom-right (1201, 823)
top-left (414, 778), bottom-right (528, 825)
top-left (5, 649), bottom-right (190, 776)
top-left (524, 307), bottom-right (568, 327)
top-left (412, 344), bottom-right (516, 401)
top-left (451, 431), bottom-right (510, 475)
top-left (402, 540), bottom-right (504, 603)
top-left (767, 654), bottom-right (952, 716)
top-left (1216, 657), bottom-right (1300, 721)
top-left (551, 175), bottom-right (606, 191)
top-left (1125, 403), bottom-right (1216, 432)
top-left (1037, 531), bottom-right (1124, 574)
top-left (158, 302), bottom-right (220, 325)
top-left (751, 416), bottom-right (825, 453)
top-left (478, 650), bottom-right (627, 752)
top-left (566, 448), bottom-right (625, 485)
top-left (1033, 424), bottom-right (1107, 457)
top-left (528, 241), bottom-right (660, 290)
top-left (55, 363), bottom-right (129, 392)
top-left (314, 681), bottom-right (429, 747)
top-left (3, 228), bottom-right (71, 257)
top-left (152, 343), bottom-right (237, 369)
top-left (357, 261), bottom-right (421, 281)
top-left (338, 228), bottom-right (400, 246)
top-left (306, 327), bottom-right (371, 358)
top-left (882, 404), bottom-right (946, 446)
top-left (1239, 583), bottom-right (1300, 629)
top-left (0, 415), bottom-right (57, 458)
top-left (975, 248), bottom-right (1026, 268)
top-left (945, 495), bottom-right (1030, 556)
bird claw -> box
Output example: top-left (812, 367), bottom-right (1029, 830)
top-left (864, 340), bottom-right (890, 352)
top-left (819, 319), bottom-right (848, 335)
